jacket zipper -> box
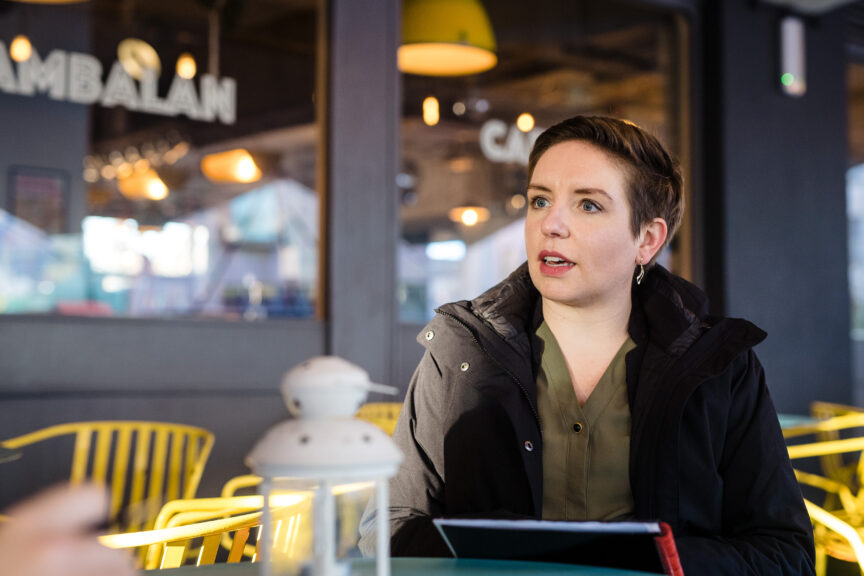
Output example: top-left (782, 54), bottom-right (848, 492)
top-left (436, 310), bottom-right (541, 428)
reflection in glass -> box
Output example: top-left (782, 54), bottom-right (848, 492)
top-left (398, 1), bottom-right (684, 323)
top-left (0, 0), bottom-right (319, 319)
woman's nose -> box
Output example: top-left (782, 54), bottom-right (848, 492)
top-left (540, 206), bottom-right (568, 237)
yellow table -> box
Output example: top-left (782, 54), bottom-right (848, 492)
top-left (778, 413), bottom-right (817, 429)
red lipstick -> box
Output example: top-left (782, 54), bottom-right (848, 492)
top-left (538, 250), bottom-right (575, 277)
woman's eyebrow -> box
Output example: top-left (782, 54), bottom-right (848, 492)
top-left (575, 188), bottom-right (613, 202)
top-left (526, 183), bottom-right (550, 193)
top-left (527, 183), bottom-right (613, 202)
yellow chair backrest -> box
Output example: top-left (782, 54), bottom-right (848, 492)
top-left (802, 498), bottom-right (864, 576)
top-left (355, 402), bottom-right (402, 436)
top-left (785, 403), bottom-right (864, 490)
top-left (156, 493), bottom-right (283, 562)
top-left (101, 495), bottom-right (311, 569)
top-left (101, 510), bottom-right (263, 569)
top-left (219, 475), bottom-right (374, 559)
top-left (2, 421), bottom-right (214, 532)
top-left (785, 407), bottom-right (864, 576)
top-left (221, 474), bottom-right (263, 498)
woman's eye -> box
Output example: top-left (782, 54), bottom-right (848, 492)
top-left (580, 199), bottom-right (601, 213)
top-left (531, 197), bottom-right (549, 209)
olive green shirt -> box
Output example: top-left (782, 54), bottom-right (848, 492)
top-left (536, 320), bottom-right (636, 521)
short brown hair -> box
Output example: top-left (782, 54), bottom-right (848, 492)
top-left (527, 116), bottom-right (683, 265)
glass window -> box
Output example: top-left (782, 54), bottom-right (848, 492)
top-left (0, 0), bottom-right (319, 319)
top-left (850, 60), bottom-right (864, 339)
top-left (397, 1), bottom-right (688, 324)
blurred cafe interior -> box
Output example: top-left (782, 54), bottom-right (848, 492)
top-left (1, 0), bottom-right (864, 567)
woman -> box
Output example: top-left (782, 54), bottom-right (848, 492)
top-left (360, 116), bottom-right (814, 574)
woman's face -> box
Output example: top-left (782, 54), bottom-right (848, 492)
top-left (525, 140), bottom-right (641, 309)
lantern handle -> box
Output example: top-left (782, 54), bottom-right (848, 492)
top-left (366, 383), bottom-right (398, 395)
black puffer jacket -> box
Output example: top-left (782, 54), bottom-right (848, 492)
top-left (361, 263), bottom-right (814, 575)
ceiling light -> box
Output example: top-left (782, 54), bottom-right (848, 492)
top-left (400, 0), bottom-right (497, 76)
top-left (118, 168), bottom-right (169, 201)
top-left (145, 177), bottom-right (168, 201)
top-left (176, 52), bottom-right (197, 79)
top-left (447, 156), bottom-right (473, 173)
top-left (509, 194), bottom-right (526, 210)
top-left (201, 149), bottom-right (262, 183)
top-left (100, 165), bottom-right (117, 180)
top-left (448, 206), bottom-right (490, 227)
top-left (516, 113), bottom-right (535, 133)
top-left (423, 96), bottom-right (440, 126)
top-left (117, 38), bottom-right (161, 81)
top-left (9, 35), bottom-right (32, 63)
top-left (115, 163), bottom-right (133, 180)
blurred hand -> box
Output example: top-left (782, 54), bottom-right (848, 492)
top-left (0, 484), bottom-right (136, 576)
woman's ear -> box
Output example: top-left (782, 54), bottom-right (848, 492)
top-left (639, 218), bottom-right (668, 263)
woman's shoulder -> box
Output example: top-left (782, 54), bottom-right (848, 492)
top-left (639, 265), bottom-right (766, 353)
top-left (425, 263), bottom-right (539, 343)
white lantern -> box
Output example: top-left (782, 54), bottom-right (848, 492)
top-left (247, 356), bottom-right (403, 576)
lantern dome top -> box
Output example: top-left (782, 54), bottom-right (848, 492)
top-left (280, 356), bottom-right (397, 419)
top-left (247, 356), bottom-right (403, 479)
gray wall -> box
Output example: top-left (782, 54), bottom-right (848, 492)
top-left (703, 0), bottom-right (852, 412)
top-left (0, 4), bottom-right (89, 231)
top-left (0, 318), bottom-right (325, 506)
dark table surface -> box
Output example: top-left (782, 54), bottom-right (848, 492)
top-left (150, 558), bottom-right (661, 575)
top-left (0, 445), bottom-right (21, 464)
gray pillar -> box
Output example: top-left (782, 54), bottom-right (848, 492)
top-left (704, 0), bottom-right (851, 412)
top-left (324, 0), bottom-right (401, 387)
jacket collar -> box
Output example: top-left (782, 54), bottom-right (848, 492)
top-left (437, 261), bottom-right (746, 360)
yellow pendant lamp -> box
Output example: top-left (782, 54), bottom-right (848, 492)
top-left (118, 168), bottom-right (169, 201)
top-left (399, 0), bottom-right (497, 76)
top-left (201, 149), bottom-right (262, 184)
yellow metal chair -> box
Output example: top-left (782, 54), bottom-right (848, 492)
top-left (787, 412), bottom-right (864, 575)
top-left (101, 495), bottom-right (311, 569)
top-left (802, 499), bottom-right (864, 575)
top-left (155, 493), bottom-right (308, 562)
top-left (812, 402), bottom-right (864, 489)
top-left (219, 474), bottom-right (374, 558)
top-left (785, 404), bottom-right (864, 505)
top-left (221, 474), bottom-right (263, 498)
top-left (101, 510), bottom-right (262, 569)
top-left (355, 402), bottom-right (402, 436)
top-left (1, 421), bottom-right (214, 533)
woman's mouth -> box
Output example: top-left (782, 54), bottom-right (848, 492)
top-left (542, 255), bottom-right (574, 268)
top-left (539, 252), bottom-right (575, 275)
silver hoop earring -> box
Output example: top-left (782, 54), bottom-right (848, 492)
top-left (636, 260), bottom-right (645, 286)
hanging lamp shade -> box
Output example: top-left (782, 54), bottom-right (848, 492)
top-left (117, 168), bottom-right (169, 201)
top-left (399, 0), bottom-right (497, 76)
top-left (201, 149), bottom-right (262, 184)
top-left (117, 38), bottom-right (161, 81)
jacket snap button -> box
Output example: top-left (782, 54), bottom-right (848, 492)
top-left (524, 440), bottom-right (534, 452)
top-left (425, 330), bottom-right (434, 341)
top-left (573, 422), bottom-right (583, 433)
top-left (460, 362), bottom-right (470, 372)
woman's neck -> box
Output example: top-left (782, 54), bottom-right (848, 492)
top-left (542, 293), bottom-right (632, 349)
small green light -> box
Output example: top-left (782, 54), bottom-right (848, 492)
top-left (781, 73), bottom-right (795, 87)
